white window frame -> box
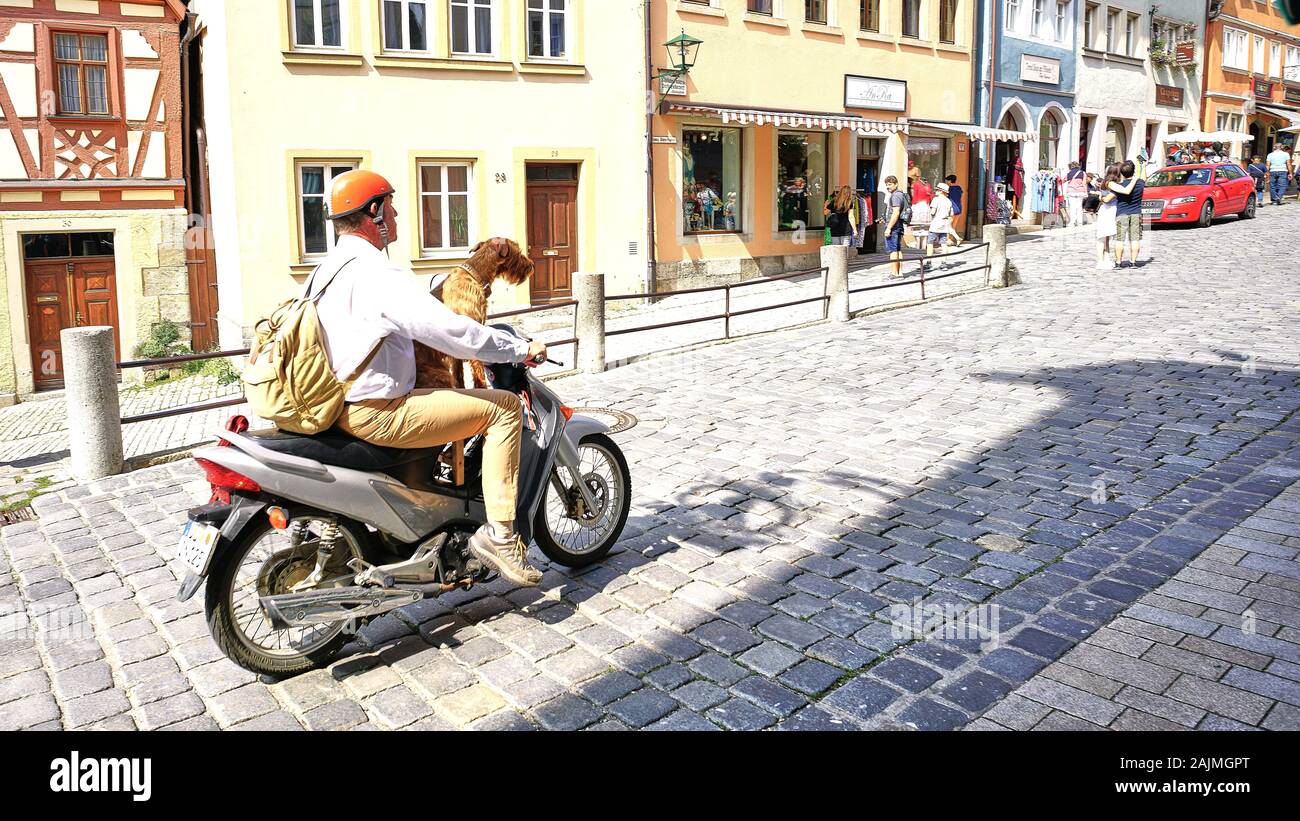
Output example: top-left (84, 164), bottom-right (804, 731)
top-left (450, 0), bottom-right (496, 57)
top-left (290, 0), bottom-right (345, 51)
top-left (1053, 0), bottom-right (1068, 43)
top-left (296, 161), bottom-right (357, 260)
top-left (1124, 13), bottom-right (1138, 57)
top-left (1253, 35), bottom-right (1265, 75)
top-left (1083, 3), bottom-right (1096, 49)
top-left (418, 161), bottom-right (476, 255)
top-left (1287, 45), bottom-right (1300, 80)
top-left (381, 0), bottom-right (432, 53)
top-left (526, 0), bottom-right (570, 61)
top-left (1105, 9), bottom-right (1118, 53)
top-left (1005, 0), bottom-right (1022, 34)
top-left (1222, 28), bottom-right (1247, 70)
top-left (1270, 42), bottom-right (1282, 78)
top-left (1031, 0), bottom-right (1044, 38)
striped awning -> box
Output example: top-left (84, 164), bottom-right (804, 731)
top-left (666, 102), bottom-right (907, 134)
top-left (1257, 105), bottom-right (1300, 127)
top-left (912, 121), bottom-right (1036, 142)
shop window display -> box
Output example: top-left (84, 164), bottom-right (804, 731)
top-left (777, 132), bottom-right (827, 231)
top-left (907, 136), bottom-right (948, 189)
top-left (683, 126), bottom-right (742, 233)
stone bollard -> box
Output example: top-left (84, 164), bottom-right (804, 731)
top-left (574, 271), bottom-right (606, 373)
top-left (820, 244), bottom-right (850, 322)
top-left (982, 223), bottom-right (1014, 288)
top-left (62, 326), bottom-right (124, 480)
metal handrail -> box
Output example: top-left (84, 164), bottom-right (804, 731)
top-left (606, 266), bottom-right (827, 302)
top-left (115, 300), bottom-right (580, 425)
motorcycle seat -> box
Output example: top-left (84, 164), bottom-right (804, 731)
top-left (245, 428), bottom-right (444, 471)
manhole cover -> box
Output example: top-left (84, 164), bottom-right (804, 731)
top-left (568, 408), bottom-right (638, 435)
top-left (0, 506), bottom-right (35, 527)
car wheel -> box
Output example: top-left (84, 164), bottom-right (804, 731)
top-left (1241, 196), bottom-right (1256, 220)
top-left (1198, 201), bottom-right (1214, 227)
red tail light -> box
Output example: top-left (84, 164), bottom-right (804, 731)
top-left (195, 458), bottom-right (261, 494)
top-left (560, 405), bottom-right (574, 421)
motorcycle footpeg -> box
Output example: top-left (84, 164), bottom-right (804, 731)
top-left (260, 587), bottom-right (422, 629)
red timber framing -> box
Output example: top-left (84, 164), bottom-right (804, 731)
top-left (0, 0), bottom-right (186, 210)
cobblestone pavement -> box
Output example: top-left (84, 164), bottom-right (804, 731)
top-left (1, 204), bottom-right (1298, 731)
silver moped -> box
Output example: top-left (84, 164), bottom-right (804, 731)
top-left (174, 334), bottom-right (630, 678)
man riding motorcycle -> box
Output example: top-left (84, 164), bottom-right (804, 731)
top-left (312, 169), bottom-right (546, 587)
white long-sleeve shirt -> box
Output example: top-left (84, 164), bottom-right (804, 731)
top-left (312, 234), bottom-right (530, 401)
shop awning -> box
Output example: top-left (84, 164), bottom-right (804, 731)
top-left (1258, 105), bottom-right (1300, 127)
top-left (911, 121), bottom-right (1036, 142)
top-left (665, 102), bottom-right (907, 134)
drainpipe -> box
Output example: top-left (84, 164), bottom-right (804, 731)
top-left (1199, 0), bottom-right (1213, 133)
top-left (643, 0), bottom-right (656, 293)
top-left (180, 13), bottom-right (199, 217)
top-left (982, 0), bottom-right (1001, 222)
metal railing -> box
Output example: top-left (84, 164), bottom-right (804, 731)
top-left (848, 241), bottom-right (991, 307)
top-left (604, 266), bottom-right (830, 341)
top-left (115, 301), bottom-right (580, 425)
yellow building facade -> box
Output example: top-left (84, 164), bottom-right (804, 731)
top-left (191, 0), bottom-right (648, 350)
top-left (651, 0), bottom-right (977, 287)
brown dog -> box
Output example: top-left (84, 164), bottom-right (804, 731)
top-left (414, 237), bottom-right (534, 390)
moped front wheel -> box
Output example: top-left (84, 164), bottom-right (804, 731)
top-left (533, 433), bottom-right (631, 567)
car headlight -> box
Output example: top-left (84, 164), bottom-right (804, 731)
top-left (1170, 196), bottom-right (1197, 205)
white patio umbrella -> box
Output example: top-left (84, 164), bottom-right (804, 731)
top-left (1165, 129), bottom-right (1213, 141)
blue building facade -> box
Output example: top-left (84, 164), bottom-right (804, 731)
top-left (973, 0), bottom-right (1080, 221)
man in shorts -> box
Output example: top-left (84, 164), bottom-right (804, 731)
top-left (1112, 160), bottom-right (1145, 268)
top-left (925, 183), bottom-right (954, 272)
top-left (883, 176), bottom-right (907, 279)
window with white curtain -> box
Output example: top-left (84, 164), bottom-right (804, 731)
top-left (291, 0), bottom-right (343, 49)
top-left (1222, 27), bottom-right (1247, 69)
top-left (1270, 42), bottom-right (1282, 78)
top-left (382, 1), bottom-right (429, 51)
top-left (1253, 35), bottom-right (1265, 74)
top-left (54, 32), bottom-right (109, 115)
top-left (451, 0), bottom-right (494, 56)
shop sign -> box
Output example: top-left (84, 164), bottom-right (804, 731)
top-left (844, 75), bottom-right (907, 112)
top-left (1175, 42), bottom-right (1196, 64)
top-left (1020, 54), bottom-right (1060, 85)
top-left (1253, 79), bottom-right (1273, 98)
top-left (652, 135), bottom-right (677, 144)
top-left (659, 74), bottom-right (686, 96)
top-left (1155, 84), bottom-right (1184, 107)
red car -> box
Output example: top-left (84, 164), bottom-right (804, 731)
top-left (1142, 163), bottom-right (1257, 226)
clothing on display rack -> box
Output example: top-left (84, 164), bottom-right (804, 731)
top-left (1028, 171), bottom-right (1059, 215)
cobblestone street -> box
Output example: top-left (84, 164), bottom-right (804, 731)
top-left (2, 204), bottom-right (1298, 731)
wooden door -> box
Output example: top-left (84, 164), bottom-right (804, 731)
top-left (525, 164), bottom-right (579, 303)
top-left (186, 229), bottom-right (220, 352)
top-left (24, 257), bottom-right (119, 389)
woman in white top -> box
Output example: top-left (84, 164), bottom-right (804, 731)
top-left (1093, 163), bottom-right (1120, 270)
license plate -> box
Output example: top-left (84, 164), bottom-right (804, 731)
top-left (1142, 203), bottom-right (1162, 215)
top-left (177, 520), bottom-right (221, 576)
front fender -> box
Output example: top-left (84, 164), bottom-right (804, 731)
top-left (176, 495), bottom-right (268, 602)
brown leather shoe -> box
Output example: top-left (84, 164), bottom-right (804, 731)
top-left (469, 526), bottom-right (543, 587)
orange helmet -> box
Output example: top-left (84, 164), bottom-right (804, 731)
top-left (327, 169), bottom-right (395, 220)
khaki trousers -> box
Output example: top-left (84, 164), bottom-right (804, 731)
top-left (337, 388), bottom-right (522, 523)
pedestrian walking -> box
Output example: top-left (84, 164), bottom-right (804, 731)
top-left (1247, 155), bottom-right (1268, 206)
top-left (1266, 143), bottom-right (1293, 205)
top-left (924, 183), bottom-right (955, 271)
top-left (882, 175), bottom-right (908, 280)
top-left (1064, 161), bottom-right (1088, 227)
top-left (907, 165), bottom-right (933, 254)
top-left (1092, 164), bottom-right (1120, 270)
top-left (823, 185), bottom-right (858, 246)
top-left (1109, 160), bottom-right (1144, 268)
top-left (943, 174), bottom-right (963, 247)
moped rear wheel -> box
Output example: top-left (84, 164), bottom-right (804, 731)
top-left (533, 433), bottom-right (631, 567)
top-left (205, 511), bottom-right (365, 678)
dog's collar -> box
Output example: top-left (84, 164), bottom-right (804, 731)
top-left (455, 261), bottom-right (492, 297)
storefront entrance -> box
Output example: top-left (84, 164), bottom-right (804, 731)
top-left (525, 163), bottom-right (579, 304)
top-left (22, 232), bottom-right (120, 390)
top-left (856, 137), bottom-right (882, 253)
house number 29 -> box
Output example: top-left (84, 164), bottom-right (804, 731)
top-left (495, 173), bottom-right (507, 183)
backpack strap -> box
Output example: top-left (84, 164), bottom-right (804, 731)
top-left (303, 257), bottom-right (356, 302)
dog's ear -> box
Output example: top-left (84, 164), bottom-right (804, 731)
top-left (490, 237), bottom-right (510, 258)
top-left (469, 240), bottom-right (487, 255)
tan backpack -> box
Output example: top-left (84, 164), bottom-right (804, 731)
top-left (241, 259), bottom-right (379, 435)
